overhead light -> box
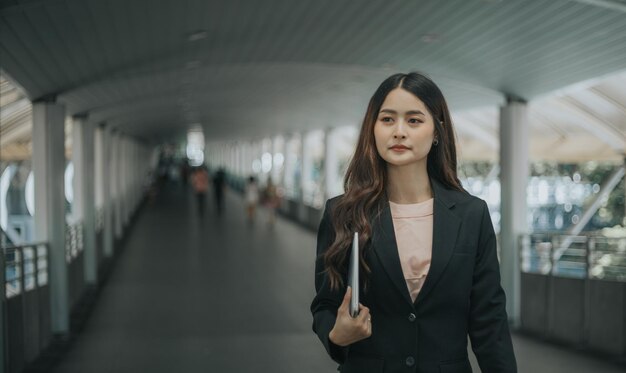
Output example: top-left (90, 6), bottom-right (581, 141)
top-left (187, 30), bottom-right (208, 42)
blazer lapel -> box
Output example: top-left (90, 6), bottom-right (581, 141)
top-left (415, 179), bottom-right (462, 305)
top-left (371, 201), bottom-right (414, 307)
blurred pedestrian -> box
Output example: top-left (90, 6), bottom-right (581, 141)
top-left (245, 176), bottom-right (259, 223)
top-left (180, 159), bottom-right (191, 186)
top-left (213, 168), bottom-right (226, 215)
top-left (263, 177), bottom-right (280, 226)
top-left (191, 166), bottom-right (209, 216)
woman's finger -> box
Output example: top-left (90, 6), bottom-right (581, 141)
top-left (357, 307), bottom-right (370, 324)
top-left (338, 286), bottom-right (352, 312)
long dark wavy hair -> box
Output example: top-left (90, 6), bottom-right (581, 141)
top-left (324, 72), bottom-right (465, 291)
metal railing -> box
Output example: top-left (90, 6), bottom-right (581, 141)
top-left (65, 221), bottom-right (84, 263)
top-left (520, 233), bottom-right (626, 281)
top-left (519, 232), bottom-right (626, 357)
top-left (4, 243), bottom-right (49, 299)
top-left (2, 242), bottom-right (50, 373)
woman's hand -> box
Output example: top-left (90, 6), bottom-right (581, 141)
top-left (328, 286), bottom-right (372, 347)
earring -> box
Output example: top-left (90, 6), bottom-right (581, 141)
top-left (433, 138), bottom-right (439, 146)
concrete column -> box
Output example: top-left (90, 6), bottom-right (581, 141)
top-left (128, 140), bottom-right (134, 214)
top-left (121, 138), bottom-right (129, 226)
top-left (100, 126), bottom-right (114, 258)
top-left (132, 143), bottom-right (137, 213)
top-left (126, 140), bottom-right (132, 222)
top-left (117, 135), bottom-right (123, 237)
top-left (32, 100), bottom-right (69, 334)
top-left (134, 143), bottom-right (139, 211)
top-left (72, 118), bottom-right (84, 224)
top-left (72, 115), bottom-right (97, 284)
top-left (111, 133), bottom-right (122, 239)
top-left (118, 138), bottom-right (125, 227)
top-left (499, 97), bottom-right (528, 326)
top-left (122, 139), bottom-right (133, 219)
top-left (131, 143), bottom-right (135, 210)
top-left (94, 127), bottom-right (104, 211)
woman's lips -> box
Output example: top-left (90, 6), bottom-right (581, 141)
top-left (390, 145), bottom-right (410, 152)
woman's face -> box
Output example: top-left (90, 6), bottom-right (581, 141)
top-left (373, 88), bottom-right (436, 168)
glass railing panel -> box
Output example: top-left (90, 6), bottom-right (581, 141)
top-left (5, 247), bottom-right (21, 298)
top-left (521, 233), bottom-right (552, 275)
top-left (551, 235), bottom-right (588, 279)
top-left (65, 222), bottom-right (83, 262)
top-left (3, 243), bottom-right (48, 298)
top-left (589, 236), bottom-right (626, 281)
top-left (520, 233), bottom-right (626, 282)
top-left (23, 246), bottom-right (35, 291)
top-left (37, 244), bottom-right (48, 286)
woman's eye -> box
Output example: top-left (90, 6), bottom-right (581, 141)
top-left (408, 118), bottom-right (423, 124)
top-left (380, 117), bottom-right (393, 123)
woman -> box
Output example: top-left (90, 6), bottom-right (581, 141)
top-left (245, 176), bottom-right (259, 222)
top-left (263, 177), bottom-right (280, 226)
top-left (310, 72), bottom-right (517, 373)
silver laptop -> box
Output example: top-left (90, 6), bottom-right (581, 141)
top-left (348, 232), bottom-right (359, 318)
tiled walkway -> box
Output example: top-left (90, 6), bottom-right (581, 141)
top-left (52, 184), bottom-right (624, 373)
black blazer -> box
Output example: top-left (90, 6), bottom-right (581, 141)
top-left (311, 178), bottom-right (517, 373)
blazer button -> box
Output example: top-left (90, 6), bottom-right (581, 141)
top-left (408, 313), bottom-right (416, 322)
top-left (405, 356), bottom-right (415, 367)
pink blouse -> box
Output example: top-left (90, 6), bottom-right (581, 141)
top-left (389, 199), bottom-right (434, 303)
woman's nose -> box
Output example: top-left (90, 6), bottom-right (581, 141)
top-left (393, 123), bottom-right (407, 139)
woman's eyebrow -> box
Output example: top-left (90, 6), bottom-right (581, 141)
top-left (379, 109), bottom-right (425, 116)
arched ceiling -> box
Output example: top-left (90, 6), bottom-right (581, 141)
top-left (1, 0), bottom-right (625, 160)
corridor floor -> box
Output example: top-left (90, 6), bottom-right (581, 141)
top-left (51, 184), bottom-right (625, 373)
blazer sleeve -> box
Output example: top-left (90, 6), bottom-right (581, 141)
top-left (310, 199), bottom-right (349, 364)
top-left (469, 200), bottom-right (518, 372)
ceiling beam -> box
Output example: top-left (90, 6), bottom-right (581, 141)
top-left (453, 115), bottom-right (499, 150)
top-left (590, 87), bottom-right (626, 117)
top-left (554, 97), bottom-right (626, 151)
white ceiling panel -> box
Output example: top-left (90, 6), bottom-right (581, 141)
top-left (0, 0), bottom-right (625, 161)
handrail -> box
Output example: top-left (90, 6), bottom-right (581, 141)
top-left (520, 232), bottom-right (626, 281)
top-left (1, 241), bottom-right (48, 250)
top-left (65, 221), bottom-right (84, 263)
top-left (3, 243), bottom-right (49, 299)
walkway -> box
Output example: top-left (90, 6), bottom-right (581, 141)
top-left (51, 184), bottom-right (624, 373)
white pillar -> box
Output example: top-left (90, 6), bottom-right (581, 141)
top-left (72, 115), bottom-right (97, 285)
top-left (122, 139), bottom-right (129, 226)
top-left (126, 140), bottom-right (132, 222)
top-left (72, 118), bottom-right (84, 224)
top-left (32, 100), bottom-right (69, 334)
top-left (130, 142), bottom-right (136, 213)
top-left (111, 133), bottom-right (122, 239)
top-left (134, 143), bottom-right (139, 210)
top-left (134, 143), bottom-right (139, 211)
top-left (499, 98), bottom-right (528, 326)
top-left (100, 126), bottom-right (114, 257)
